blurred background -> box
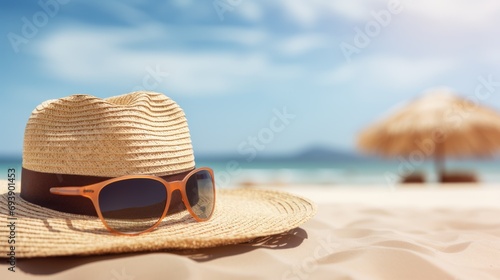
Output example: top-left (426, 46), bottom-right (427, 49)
top-left (1, 0), bottom-right (500, 186)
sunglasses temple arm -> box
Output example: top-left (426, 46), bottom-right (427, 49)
top-left (50, 187), bottom-right (83, 196)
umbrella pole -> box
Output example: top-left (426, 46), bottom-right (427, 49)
top-left (435, 142), bottom-right (445, 182)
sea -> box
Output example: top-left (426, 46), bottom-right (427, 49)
top-left (3, 156), bottom-right (499, 188)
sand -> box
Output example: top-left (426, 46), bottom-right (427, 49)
top-left (2, 183), bottom-right (500, 280)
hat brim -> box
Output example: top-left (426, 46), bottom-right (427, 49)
top-left (1, 188), bottom-right (316, 258)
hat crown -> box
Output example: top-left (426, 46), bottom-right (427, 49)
top-left (23, 91), bottom-right (195, 177)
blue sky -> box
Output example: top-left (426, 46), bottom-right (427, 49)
top-left (1, 0), bottom-right (500, 158)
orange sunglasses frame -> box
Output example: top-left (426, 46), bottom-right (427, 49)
top-left (49, 167), bottom-right (216, 235)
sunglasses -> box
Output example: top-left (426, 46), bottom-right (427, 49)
top-left (49, 167), bottom-right (215, 235)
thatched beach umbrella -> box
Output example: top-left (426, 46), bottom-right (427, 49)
top-left (357, 87), bottom-right (500, 180)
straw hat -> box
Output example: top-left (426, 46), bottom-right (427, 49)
top-left (0, 91), bottom-right (316, 258)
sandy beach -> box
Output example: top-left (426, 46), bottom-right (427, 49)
top-left (2, 182), bottom-right (500, 279)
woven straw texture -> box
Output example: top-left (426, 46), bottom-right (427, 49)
top-left (0, 188), bottom-right (316, 258)
top-left (23, 91), bottom-right (195, 177)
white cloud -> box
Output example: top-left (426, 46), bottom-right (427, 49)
top-left (325, 1), bottom-right (385, 21)
top-left (277, 0), bottom-right (388, 26)
top-left (405, 0), bottom-right (500, 27)
top-left (189, 25), bottom-right (268, 47)
top-left (282, 0), bottom-right (318, 26)
top-left (34, 24), bottom-right (300, 96)
top-left (321, 55), bottom-right (456, 90)
top-left (273, 0), bottom-right (500, 29)
top-left (274, 34), bottom-right (330, 56)
top-left (239, 1), bottom-right (264, 22)
top-left (324, 64), bottom-right (356, 84)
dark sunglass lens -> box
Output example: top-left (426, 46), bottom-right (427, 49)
top-left (99, 179), bottom-right (167, 233)
top-left (186, 170), bottom-right (215, 219)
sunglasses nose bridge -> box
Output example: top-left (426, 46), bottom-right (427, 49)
top-left (167, 181), bottom-right (191, 214)
top-left (168, 180), bottom-right (183, 191)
